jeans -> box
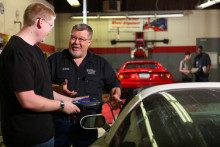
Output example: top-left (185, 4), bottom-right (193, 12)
top-left (6, 137), bottom-right (54, 147)
top-left (182, 78), bottom-right (192, 82)
top-left (195, 75), bottom-right (209, 82)
top-left (54, 119), bottom-right (98, 147)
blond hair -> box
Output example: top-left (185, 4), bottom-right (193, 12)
top-left (23, 2), bottom-right (56, 26)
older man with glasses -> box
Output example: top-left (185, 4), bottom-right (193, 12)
top-left (47, 23), bottom-right (123, 147)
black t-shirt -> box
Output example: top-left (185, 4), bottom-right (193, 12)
top-left (47, 49), bottom-right (121, 113)
top-left (0, 36), bottom-right (54, 146)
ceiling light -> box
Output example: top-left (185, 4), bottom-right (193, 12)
top-left (196, 0), bottom-right (220, 9)
top-left (128, 15), bottom-right (155, 18)
top-left (99, 16), bottom-right (127, 19)
top-left (128, 14), bottom-right (184, 18)
top-left (70, 11), bottom-right (184, 20)
top-left (67, 0), bottom-right (80, 7)
top-left (71, 15), bottom-right (127, 19)
top-left (71, 16), bottom-right (99, 19)
top-left (156, 14), bottom-right (184, 17)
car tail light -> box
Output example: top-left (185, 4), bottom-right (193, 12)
top-left (118, 74), bottom-right (130, 80)
top-left (165, 73), bottom-right (172, 79)
top-left (159, 74), bottom-right (165, 79)
top-left (159, 73), bottom-right (172, 79)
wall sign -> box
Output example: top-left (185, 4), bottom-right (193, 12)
top-left (0, 2), bottom-right (4, 15)
top-left (109, 17), bottom-right (168, 32)
top-left (143, 18), bottom-right (168, 32)
top-left (109, 18), bottom-right (143, 32)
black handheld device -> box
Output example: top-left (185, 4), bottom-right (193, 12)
top-left (73, 98), bottom-right (102, 116)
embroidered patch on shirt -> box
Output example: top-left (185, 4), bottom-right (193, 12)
top-left (62, 68), bottom-right (70, 70)
top-left (87, 69), bottom-right (96, 75)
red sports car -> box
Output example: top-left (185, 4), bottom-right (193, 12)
top-left (117, 61), bottom-right (173, 89)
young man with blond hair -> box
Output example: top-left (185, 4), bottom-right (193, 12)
top-left (0, 3), bottom-right (86, 147)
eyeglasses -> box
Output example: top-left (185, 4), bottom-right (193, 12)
top-left (36, 18), bottom-right (54, 29)
top-left (70, 36), bottom-right (90, 42)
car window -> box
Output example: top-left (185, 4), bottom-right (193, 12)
top-left (125, 63), bottom-right (157, 69)
top-left (109, 88), bottom-right (220, 147)
top-left (109, 102), bottom-right (152, 147)
top-left (142, 88), bottom-right (220, 146)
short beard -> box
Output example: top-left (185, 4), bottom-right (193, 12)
top-left (69, 48), bottom-right (82, 58)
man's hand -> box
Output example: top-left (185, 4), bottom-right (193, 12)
top-left (62, 101), bottom-right (81, 114)
top-left (53, 79), bottom-right (77, 97)
top-left (109, 88), bottom-right (123, 110)
top-left (204, 64), bottom-right (211, 76)
top-left (62, 96), bottom-right (89, 114)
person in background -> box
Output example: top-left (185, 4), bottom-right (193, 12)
top-left (47, 23), bottom-right (123, 147)
top-left (0, 3), bottom-right (86, 147)
top-left (179, 51), bottom-right (193, 82)
top-left (194, 45), bottom-right (211, 82)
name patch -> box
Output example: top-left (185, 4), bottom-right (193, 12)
top-left (87, 69), bottom-right (96, 75)
top-left (62, 68), bottom-right (70, 71)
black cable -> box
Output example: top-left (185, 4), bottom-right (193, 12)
top-left (105, 101), bottom-right (116, 122)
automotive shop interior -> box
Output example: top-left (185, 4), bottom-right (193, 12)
top-left (1, 0), bottom-right (220, 146)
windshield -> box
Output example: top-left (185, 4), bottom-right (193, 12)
top-left (143, 88), bottom-right (220, 146)
top-left (125, 63), bottom-right (158, 69)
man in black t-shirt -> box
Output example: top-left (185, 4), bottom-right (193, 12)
top-left (47, 23), bottom-right (123, 147)
top-left (0, 3), bottom-right (85, 147)
top-left (194, 46), bottom-right (211, 82)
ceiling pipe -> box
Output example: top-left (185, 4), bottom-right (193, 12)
top-left (83, 0), bottom-right (87, 24)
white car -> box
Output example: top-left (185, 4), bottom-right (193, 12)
top-left (81, 82), bottom-right (220, 147)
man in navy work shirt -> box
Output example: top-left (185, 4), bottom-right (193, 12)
top-left (194, 45), bottom-right (211, 82)
top-left (47, 23), bottom-right (123, 147)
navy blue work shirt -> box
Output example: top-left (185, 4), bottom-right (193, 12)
top-left (194, 52), bottom-right (211, 75)
top-left (47, 49), bottom-right (121, 101)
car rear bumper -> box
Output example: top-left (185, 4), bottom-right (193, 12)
top-left (121, 81), bottom-right (173, 88)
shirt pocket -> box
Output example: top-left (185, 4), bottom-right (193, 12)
top-left (54, 72), bottom-right (73, 85)
top-left (85, 76), bottom-right (103, 95)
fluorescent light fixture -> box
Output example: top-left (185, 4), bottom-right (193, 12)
top-left (196, 0), bottom-right (220, 9)
top-left (71, 15), bottom-right (127, 19)
top-left (71, 16), bottom-right (99, 19)
top-left (71, 11), bottom-right (184, 20)
top-left (128, 14), bottom-right (184, 18)
top-left (156, 14), bottom-right (184, 17)
top-left (99, 16), bottom-right (127, 19)
top-left (128, 15), bottom-right (155, 18)
top-left (67, 0), bottom-right (80, 7)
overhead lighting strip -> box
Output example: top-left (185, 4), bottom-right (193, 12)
top-left (196, 0), bottom-right (220, 9)
top-left (67, 0), bottom-right (80, 7)
top-left (71, 12), bottom-right (184, 20)
top-left (71, 15), bottom-right (127, 19)
top-left (128, 13), bottom-right (184, 18)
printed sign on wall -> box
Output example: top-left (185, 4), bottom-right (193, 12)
top-left (0, 2), bottom-right (4, 15)
top-left (109, 18), bottom-right (167, 32)
top-left (143, 18), bottom-right (167, 32)
top-left (109, 18), bottom-right (143, 32)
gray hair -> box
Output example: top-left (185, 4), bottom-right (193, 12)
top-left (71, 23), bottom-right (93, 40)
